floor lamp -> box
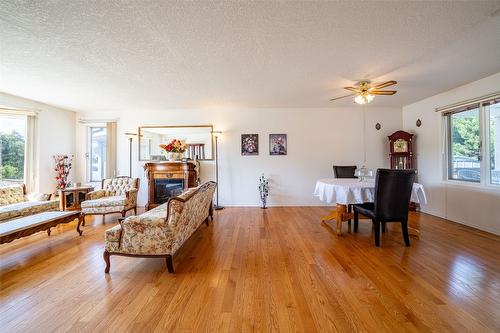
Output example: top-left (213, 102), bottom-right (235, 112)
top-left (212, 131), bottom-right (224, 210)
top-left (125, 132), bottom-right (137, 177)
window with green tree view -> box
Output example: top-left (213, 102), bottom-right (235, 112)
top-left (446, 98), bottom-right (499, 185)
top-left (0, 114), bottom-right (26, 185)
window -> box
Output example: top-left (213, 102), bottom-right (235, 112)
top-left (0, 114), bottom-right (26, 185)
top-left (88, 126), bottom-right (107, 182)
top-left (444, 96), bottom-right (500, 186)
top-left (448, 106), bottom-right (480, 182)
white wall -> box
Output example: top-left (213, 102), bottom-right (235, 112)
top-left (402, 73), bottom-right (500, 235)
top-left (76, 107), bottom-right (402, 207)
top-left (0, 92), bottom-right (76, 194)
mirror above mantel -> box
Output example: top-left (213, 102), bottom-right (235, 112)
top-left (138, 125), bottom-right (214, 161)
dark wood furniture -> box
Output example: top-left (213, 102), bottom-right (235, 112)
top-left (388, 130), bottom-right (414, 170)
top-left (144, 162), bottom-right (198, 210)
top-left (353, 169), bottom-right (416, 247)
top-left (59, 186), bottom-right (94, 211)
top-left (388, 130), bottom-right (416, 210)
top-left (0, 211), bottom-right (84, 244)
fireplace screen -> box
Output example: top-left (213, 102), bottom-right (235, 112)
top-left (154, 179), bottom-right (185, 204)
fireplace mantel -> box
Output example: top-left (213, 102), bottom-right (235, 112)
top-left (144, 162), bottom-right (198, 210)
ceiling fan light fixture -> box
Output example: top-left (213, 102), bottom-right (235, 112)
top-left (354, 93), bottom-right (374, 105)
top-left (330, 80), bottom-right (396, 103)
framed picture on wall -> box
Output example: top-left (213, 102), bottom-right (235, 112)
top-left (269, 134), bottom-right (287, 155)
top-left (241, 134), bottom-right (258, 155)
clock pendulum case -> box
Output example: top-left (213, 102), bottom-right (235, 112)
top-left (388, 131), bottom-right (414, 170)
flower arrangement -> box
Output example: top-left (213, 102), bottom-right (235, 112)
top-left (258, 173), bottom-right (269, 209)
top-left (160, 139), bottom-right (188, 153)
top-left (160, 139), bottom-right (188, 161)
top-left (53, 154), bottom-right (73, 190)
top-left (242, 134), bottom-right (258, 155)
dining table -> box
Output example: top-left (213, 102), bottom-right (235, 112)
top-left (313, 178), bottom-right (427, 236)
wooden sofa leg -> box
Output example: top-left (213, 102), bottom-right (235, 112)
top-left (104, 250), bottom-right (111, 273)
top-left (204, 217), bottom-right (209, 226)
top-left (166, 255), bottom-right (174, 273)
top-left (82, 215), bottom-right (86, 226)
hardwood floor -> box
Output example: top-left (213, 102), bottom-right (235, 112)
top-left (0, 207), bottom-right (499, 332)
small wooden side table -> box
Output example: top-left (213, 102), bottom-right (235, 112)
top-left (59, 186), bottom-right (94, 211)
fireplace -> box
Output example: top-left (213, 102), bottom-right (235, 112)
top-left (144, 162), bottom-right (198, 210)
top-left (154, 178), bottom-right (185, 204)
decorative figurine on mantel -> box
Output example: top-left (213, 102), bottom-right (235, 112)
top-left (258, 174), bottom-right (269, 209)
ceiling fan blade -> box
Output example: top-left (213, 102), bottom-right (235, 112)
top-left (330, 93), bottom-right (356, 101)
top-left (371, 80), bottom-right (397, 90)
top-left (344, 87), bottom-right (360, 93)
top-left (371, 90), bottom-right (397, 95)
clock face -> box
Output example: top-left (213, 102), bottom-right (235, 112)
top-left (394, 139), bottom-right (408, 153)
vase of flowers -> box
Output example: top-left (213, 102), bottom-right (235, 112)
top-left (258, 174), bottom-right (269, 209)
top-left (53, 155), bottom-right (73, 190)
top-left (160, 139), bottom-right (187, 161)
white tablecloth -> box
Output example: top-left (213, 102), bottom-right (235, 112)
top-left (313, 178), bottom-right (427, 205)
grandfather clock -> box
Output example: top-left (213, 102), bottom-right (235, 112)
top-left (389, 130), bottom-right (416, 210)
top-left (388, 131), bottom-right (414, 170)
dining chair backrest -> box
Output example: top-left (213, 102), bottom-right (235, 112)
top-left (374, 169), bottom-right (416, 221)
top-left (333, 165), bottom-right (357, 178)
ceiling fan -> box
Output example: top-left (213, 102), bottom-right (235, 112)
top-left (330, 80), bottom-right (398, 105)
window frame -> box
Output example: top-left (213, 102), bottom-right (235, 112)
top-left (87, 126), bottom-right (107, 183)
top-left (485, 100), bottom-right (500, 186)
top-left (0, 113), bottom-right (28, 185)
top-left (443, 96), bottom-right (500, 189)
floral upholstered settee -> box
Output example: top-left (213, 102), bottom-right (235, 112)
top-left (81, 176), bottom-right (139, 223)
top-left (0, 184), bottom-right (59, 222)
top-left (103, 181), bottom-right (216, 273)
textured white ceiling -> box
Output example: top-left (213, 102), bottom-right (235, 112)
top-left (1, 1), bottom-right (499, 112)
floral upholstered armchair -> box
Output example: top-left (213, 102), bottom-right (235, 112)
top-left (103, 181), bottom-right (216, 273)
top-left (81, 176), bottom-right (139, 223)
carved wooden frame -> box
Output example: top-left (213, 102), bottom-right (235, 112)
top-left (1, 212), bottom-right (83, 244)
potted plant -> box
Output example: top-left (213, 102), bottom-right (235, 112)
top-left (160, 139), bottom-right (188, 161)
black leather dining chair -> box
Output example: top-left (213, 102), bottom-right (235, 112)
top-left (353, 169), bottom-right (416, 247)
top-left (332, 165), bottom-right (358, 178)
top-left (332, 165), bottom-right (358, 225)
